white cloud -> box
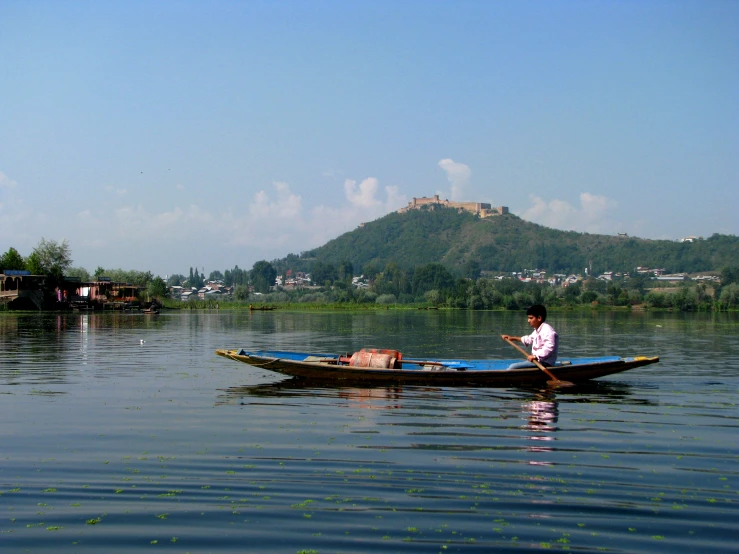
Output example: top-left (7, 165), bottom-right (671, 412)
top-left (98, 178), bottom-right (401, 259)
top-left (519, 192), bottom-right (619, 233)
top-left (0, 171), bottom-right (18, 189)
top-left (322, 168), bottom-right (344, 178)
top-left (104, 185), bottom-right (128, 195)
top-left (438, 159), bottom-right (471, 201)
top-left (1, 175), bottom-right (408, 274)
top-left (248, 181), bottom-right (302, 220)
top-left (0, 171), bottom-right (33, 245)
top-left (300, 179), bottom-right (407, 247)
top-left (113, 204), bottom-right (219, 242)
top-left (344, 178), bottom-right (381, 208)
top-left (384, 185), bottom-right (405, 212)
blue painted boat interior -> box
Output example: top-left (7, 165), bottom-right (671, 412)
top-left (236, 350), bottom-right (624, 372)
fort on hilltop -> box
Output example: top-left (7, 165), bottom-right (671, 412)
top-left (398, 195), bottom-right (509, 218)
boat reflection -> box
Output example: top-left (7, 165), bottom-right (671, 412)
top-left (217, 377), bottom-right (647, 407)
top-left (337, 386), bottom-right (404, 410)
top-left (216, 378), bottom-right (418, 408)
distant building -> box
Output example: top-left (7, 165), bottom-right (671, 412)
top-left (352, 275), bottom-right (370, 289)
top-left (656, 273), bottom-right (689, 282)
top-left (0, 271), bottom-right (46, 310)
top-left (180, 290), bottom-right (196, 301)
top-left (1, 271), bottom-right (140, 310)
top-left (398, 195), bottom-right (508, 218)
top-left (693, 274), bottom-right (720, 282)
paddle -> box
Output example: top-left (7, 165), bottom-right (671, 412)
top-left (400, 359), bottom-right (447, 366)
top-left (501, 336), bottom-right (573, 387)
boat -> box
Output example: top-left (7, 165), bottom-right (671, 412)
top-left (215, 347), bottom-right (659, 386)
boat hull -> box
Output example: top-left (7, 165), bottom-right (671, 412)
top-left (215, 349), bottom-right (659, 386)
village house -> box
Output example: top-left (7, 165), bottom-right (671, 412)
top-left (656, 273), bottom-right (689, 282)
top-left (279, 271), bottom-right (314, 289)
top-left (0, 271), bottom-right (140, 310)
top-left (352, 275), bottom-right (370, 288)
top-left (0, 270), bottom-right (46, 310)
top-left (692, 274), bottom-right (720, 283)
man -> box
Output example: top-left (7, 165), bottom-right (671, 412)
top-left (502, 305), bottom-right (558, 369)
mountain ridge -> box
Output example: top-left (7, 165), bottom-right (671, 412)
top-left (275, 206), bottom-right (738, 276)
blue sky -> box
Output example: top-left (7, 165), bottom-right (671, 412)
top-left (1, 0), bottom-right (737, 277)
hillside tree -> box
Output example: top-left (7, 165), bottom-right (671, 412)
top-left (147, 277), bottom-right (169, 299)
top-left (66, 267), bottom-right (91, 281)
top-left (26, 238), bottom-right (72, 279)
top-left (0, 247), bottom-right (26, 272)
top-left (412, 263), bottom-right (455, 296)
top-left (250, 261), bottom-right (276, 293)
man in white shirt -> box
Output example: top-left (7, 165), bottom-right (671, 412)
top-left (502, 305), bottom-right (558, 369)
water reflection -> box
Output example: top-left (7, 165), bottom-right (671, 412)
top-left (216, 379), bottom-right (409, 408)
top-left (520, 389), bottom-right (558, 466)
top-left (558, 380), bottom-right (656, 406)
top-left (1, 310), bottom-right (735, 553)
top-left (216, 377), bottom-right (650, 407)
top-left (337, 386), bottom-right (404, 410)
top-left (80, 313), bottom-right (89, 365)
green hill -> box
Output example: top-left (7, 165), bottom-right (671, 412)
top-left (276, 206), bottom-right (739, 276)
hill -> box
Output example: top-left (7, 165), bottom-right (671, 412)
top-left (275, 206), bottom-right (739, 277)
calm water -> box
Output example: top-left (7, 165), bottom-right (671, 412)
top-left (1, 309), bottom-right (737, 553)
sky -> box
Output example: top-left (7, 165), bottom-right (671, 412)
top-left (1, 1), bottom-right (737, 277)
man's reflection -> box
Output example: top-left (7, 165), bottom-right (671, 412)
top-left (521, 389), bottom-right (559, 465)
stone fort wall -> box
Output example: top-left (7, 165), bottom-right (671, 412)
top-left (398, 195), bottom-right (508, 218)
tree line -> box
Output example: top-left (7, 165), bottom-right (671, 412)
top-left (174, 256), bottom-right (738, 312)
top-left (0, 239), bottom-right (168, 300)
top-left (243, 260), bottom-right (739, 312)
top-left (3, 238), bottom-right (738, 312)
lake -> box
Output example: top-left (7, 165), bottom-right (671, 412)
top-left (1, 309), bottom-right (737, 552)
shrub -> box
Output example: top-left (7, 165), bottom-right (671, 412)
top-left (376, 294), bottom-right (397, 305)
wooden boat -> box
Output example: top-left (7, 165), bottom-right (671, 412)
top-left (215, 347), bottom-right (659, 386)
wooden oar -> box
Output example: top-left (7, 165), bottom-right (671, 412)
top-left (501, 336), bottom-right (573, 387)
top-left (401, 359), bottom-right (447, 366)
